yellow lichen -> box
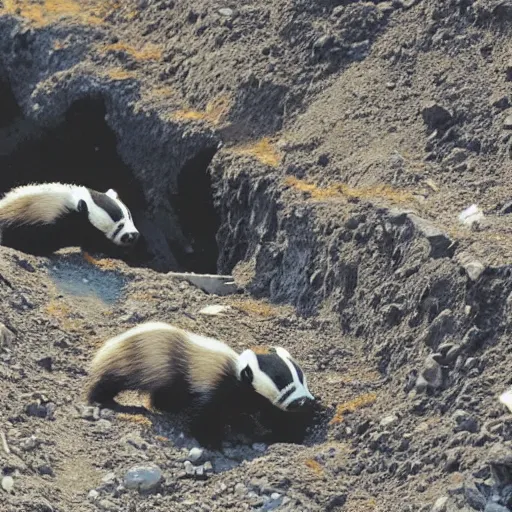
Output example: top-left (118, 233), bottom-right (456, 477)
top-left (1, 0), bottom-right (118, 27)
top-left (117, 413), bottom-right (152, 427)
top-left (329, 393), bottom-right (377, 425)
top-left (284, 176), bottom-right (415, 204)
top-left (100, 41), bottom-right (162, 61)
top-left (173, 95), bottom-right (231, 126)
top-left (231, 137), bottom-right (281, 167)
top-left (229, 298), bottom-right (291, 318)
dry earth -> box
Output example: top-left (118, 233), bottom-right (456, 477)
top-left (1, 0), bottom-right (512, 511)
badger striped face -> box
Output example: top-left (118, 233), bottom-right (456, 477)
top-left (237, 347), bottom-right (315, 411)
top-left (79, 188), bottom-right (140, 247)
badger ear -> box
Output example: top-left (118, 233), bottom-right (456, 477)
top-left (105, 189), bottom-right (119, 200)
top-left (77, 199), bottom-right (88, 215)
top-left (240, 364), bottom-right (254, 385)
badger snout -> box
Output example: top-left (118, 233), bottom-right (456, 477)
top-left (287, 396), bottom-right (316, 412)
top-left (120, 231), bottom-right (140, 246)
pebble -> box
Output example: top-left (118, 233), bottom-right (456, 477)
top-left (98, 499), bottom-right (119, 511)
top-left (431, 496), bottom-right (448, 512)
top-left (1, 476), bottom-right (14, 493)
top-left (504, 115), bottom-right (512, 130)
top-left (380, 415), bottom-right (398, 427)
top-left (252, 443), bottom-right (267, 452)
top-left (78, 405), bottom-right (100, 421)
top-left (20, 435), bottom-right (40, 451)
top-left (218, 7), bottom-right (234, 16)
top-left (198, 305), bottom-right (232, 316)
top-left (188, 447), bottom-right (204, 462)
top-left (88, 489), bottom-right (100, 501)
top-left (485, 505), bottom-right (510, 512)
top-left (0, 323), bottom-right (15, 348)
top-left (421, 101), bottom-right (453, 130)
top-left (234, 483), bottom-right (247, 496)
top-left (184, 461), bottom-right (195, 476)
top-left (123, 465), bottom-right (162, 492)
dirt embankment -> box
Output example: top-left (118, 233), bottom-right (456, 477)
top-left (1, 1), bottom-right (512, 511)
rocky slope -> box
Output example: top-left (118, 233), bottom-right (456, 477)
top-left (1, 1), bottom-right (512, 511)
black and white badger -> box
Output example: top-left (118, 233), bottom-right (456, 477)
top-left (86, 322), bottom-right (316, 447)
top-left (0, 182), bottom-right (139, 256)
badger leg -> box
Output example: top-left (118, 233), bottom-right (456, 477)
top-left (86, 373), bottom-right (125, 407)
top-left (149, 383), bottom-right (190, 413)
top-left (188, 393), bottom-right (228, 450)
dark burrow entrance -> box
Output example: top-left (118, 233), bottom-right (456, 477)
top-left (0, 79), bottom-right (220, 273)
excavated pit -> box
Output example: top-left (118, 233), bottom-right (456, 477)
top-left (0, 82), bottom-right (221, 274)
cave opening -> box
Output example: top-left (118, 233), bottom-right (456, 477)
top-left (0, 79), bottom-right (221, 274)
top-left (170, 147), bottom-right (221, 275)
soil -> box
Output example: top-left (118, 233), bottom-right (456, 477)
top-left (1, 1), bottom-right (512, 511)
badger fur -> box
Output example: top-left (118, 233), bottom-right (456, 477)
top-left (86, 322), bottom-right (316, 447)
top-left (0, 182), bottom-right (139, 255)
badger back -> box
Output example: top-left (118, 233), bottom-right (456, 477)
top-left (0, 183), bottom-right (74, 226)
top-left (88, 322), bottom-right (238, 393)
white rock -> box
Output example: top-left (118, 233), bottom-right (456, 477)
top-left (380, 415), bottom-right (398, 427)
top-left (458, 204), bottom-right (484, 228)
top-left (88, 489), bottom-right (100, 501)
top-left (188, 447), bottom-right (204, 462)
top-left (500, 388), bottom-right (512, 413)
top-left (1, 476), bottom-right (14, 493)
top-left (123, 465), bottom-right (162, 492)
top-left (198, 305), bottom-right (232, 316)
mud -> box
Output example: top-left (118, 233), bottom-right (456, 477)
top-left (1, 1), bottom-right (512, 511)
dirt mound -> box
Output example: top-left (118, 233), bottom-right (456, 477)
top-left (1, 0), bottom-right (512, 511)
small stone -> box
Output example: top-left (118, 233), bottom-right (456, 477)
top-left (491, 95), bottom-right (510, 110)
top-left (464, 484), bottom-right (486, 510)
top-left (1, 476), bottom-right (14, 493)
top-left (184, 461), bottom-right (195, 476)
top-left (36, 356), bottom-right (53, 372)
top-left (504, 115), bottom-right (512, 130)
top-left (198, 305), bottom-right (232, 316)
top-left (26, 401), bottom-right (48, 418)
top-left (464, 357), bottom-right (479, 370)
top-left (203, 461), bottom-right (213, 473)
top-left (234, 483), bottom-right (247, 496)
top-left (37, 465), bottom-right (55, 477)
top-left (123, 465), bottom-right (162, 492)
top-left (313, 35), bottom-right (335, 50)
top-left (78, 405), bottom-right (100, 421)
top-left (98, 499), bottom-right (119, 512)
top-left (252, 443), bottom-right (267, 452)
top-left (407, 214), bottom-right (456, 258)
top-left (218, 7), bottom-right (234, 16)
top-left (0, 323), bottom-right (15, 349)
top-left (102, 472), bottom-right (117, 485)
top-left (88, 489), bottom-right (100, 501)
top-left (188, 447), bottom-right (204, 462)
top-left (317, 153), bottom-right (329, 166)
top-left (20, 435), bottom-right (40, 451)
top-left (485, 505), bottom-right (510, 512)
top-left (271, 493), bottom-right (282, 500)
top-left (380, 415), bottom-right (398, 427)
top-left (418, 355), bottom-right (443, 390)
top-left (431, 496), bottom-right (449, 512)
top-left (386, 82), bottom-right (396, 89)
top-left (421, 101), bottom-right (453, 131)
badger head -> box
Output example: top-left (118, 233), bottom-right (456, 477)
top-left (237, 347), bottom-right (315, 412)
top-left (77, 188), bottom-right (140, 247)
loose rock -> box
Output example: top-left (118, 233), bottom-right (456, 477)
top-left (1, 476), bottom-right (14, 493)
top-left (123, 465), bottom-right (162, 492)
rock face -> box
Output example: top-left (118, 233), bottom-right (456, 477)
top-left (1, 1), bottom-right (512, 511)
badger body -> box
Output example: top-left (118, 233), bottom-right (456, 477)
top-left (0, 182), bottom-right (139, 256)
top-left (86, 322), bottom-right (315, 447)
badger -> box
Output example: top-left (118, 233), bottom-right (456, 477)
top-left (85, 322), bottom-right (316, 448)
top-left (0, 182), bottom-right (140, 256)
